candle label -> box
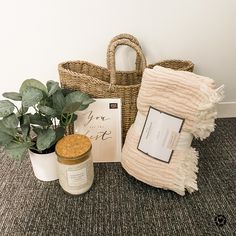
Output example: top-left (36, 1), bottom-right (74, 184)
top-left (57, 157), bottom-right (94, 194)
top-left (67, 168), bottom-right (87, 187)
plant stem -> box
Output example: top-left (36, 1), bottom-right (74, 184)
top-left (66, 113), bottom-right (73, 126)
top-left (13, 104), bottom-right (20, 114)
top-left (33, 105), bottom-right (38, 113)
top-left (53, 118), bottom-right (57, 129)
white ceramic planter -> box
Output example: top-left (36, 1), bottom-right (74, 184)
top-left (29, 150), bottom-right (58, 181)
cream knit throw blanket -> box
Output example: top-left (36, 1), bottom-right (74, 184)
top-left (121, 66), bottom-right (224, 196)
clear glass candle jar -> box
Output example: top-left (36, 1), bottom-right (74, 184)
top-left (55, 134), bottom-right (94, 195)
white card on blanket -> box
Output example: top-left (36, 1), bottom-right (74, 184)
top-left (74, 98), bottom-right (122, 163)
top-left (137, 107), bottom-right (184, 163)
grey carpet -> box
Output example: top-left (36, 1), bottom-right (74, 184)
top-left (0, 118), bottom-right (235, 236)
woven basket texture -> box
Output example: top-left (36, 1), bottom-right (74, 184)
top-left (58, 34), bottom-right (194, 142)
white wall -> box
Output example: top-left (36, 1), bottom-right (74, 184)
top-left (0, 0), bottom-right (235, 117)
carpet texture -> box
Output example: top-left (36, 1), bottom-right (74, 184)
top-left (0, 118), bottom-right (235, 236)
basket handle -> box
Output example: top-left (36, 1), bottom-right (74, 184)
top-left (108, 33), bottom-right (141, 47)
top-left (107, 33), bottom-right (143, 73)
top-left (107, 38), bottom-right (147, 85)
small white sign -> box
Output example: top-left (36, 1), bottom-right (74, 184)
top-left (74, 98), bottom-right (122, 162)
top-left (137, 107), bottom-right (184, 163)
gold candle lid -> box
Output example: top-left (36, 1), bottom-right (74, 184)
top-left (56, 134), bottom-right (92, 160)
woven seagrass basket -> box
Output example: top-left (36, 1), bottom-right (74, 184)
top-left (58, 34), bottom-right (194, 142)
top-left (148, 60), bottom-right (193, 71)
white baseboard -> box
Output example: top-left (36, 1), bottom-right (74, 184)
top-left (217, 102), bottom-right (236, 118)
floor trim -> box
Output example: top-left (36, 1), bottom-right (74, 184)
top-left (217, 102), bottom-right (236, 118)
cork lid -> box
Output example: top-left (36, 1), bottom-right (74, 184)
top-left (56, 134), bottom-right (92, 159)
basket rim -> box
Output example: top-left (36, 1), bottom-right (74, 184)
top-left (58, 59), bottom-right (194, 89)
top-left (149, 59), bottom-right (194, 70)
top-left (58, 60), bottom-right (143, 89)
top-left (59, 59), bottom-right (194, 72)
top-left (58, 60), bottom-right (144, 74)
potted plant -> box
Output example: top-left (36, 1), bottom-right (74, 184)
top-left (0, 79), bottom-right (94, 181)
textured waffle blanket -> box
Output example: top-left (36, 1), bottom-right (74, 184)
top-left (121, 66), bottom-right (224, 195)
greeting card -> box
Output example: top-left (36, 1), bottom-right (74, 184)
top-left (74, 98), bottom-right (122, 162)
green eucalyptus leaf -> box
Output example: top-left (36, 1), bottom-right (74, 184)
top-left (82, 97), bottom-right (95, 106)
top-left (64, 91), bottom-right (95, 112)
top-left (46, 80), bottom-right (60, 96)
top-left (78, 104), bottom-right (90, 111)
top-left (36, 129), bottom-right (56, 151)
top-left (32, 126), bottom-right (43, 135)
top-left (0, 131), bottom-right (13, 146)
top-left (65, 91), bottom-right (88, 104)
top-left (19, 79), bottom-right (48, 95)
top-left (52, 126), bottom-right (65, 145)
top-left (20, 114), bottom-right (30, 140)
top-left (38, 105), bottom-right (57, 117)
top-left (0, 100), bottom-right (15, 117)
top-left (2, 113), bottom-right (19, 128)
top-left (43, 97), bottom-right (53, 108)
top-left (62, 88), bottom-right (74, 96)
top-left (29, 113), bottom-right (52, 126)
top-left (0, 120), bottom-right (17, 137)
top-left (52, 90), bottom-right (65, 113)
top-left (22, 88), bottom-right (44, 107)
top-left (63, 102), bottom-right (82, 113)
top-left (5, 142), bottom-right (30, 160)
top-left (2, 92), bottom-right (22, 101)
